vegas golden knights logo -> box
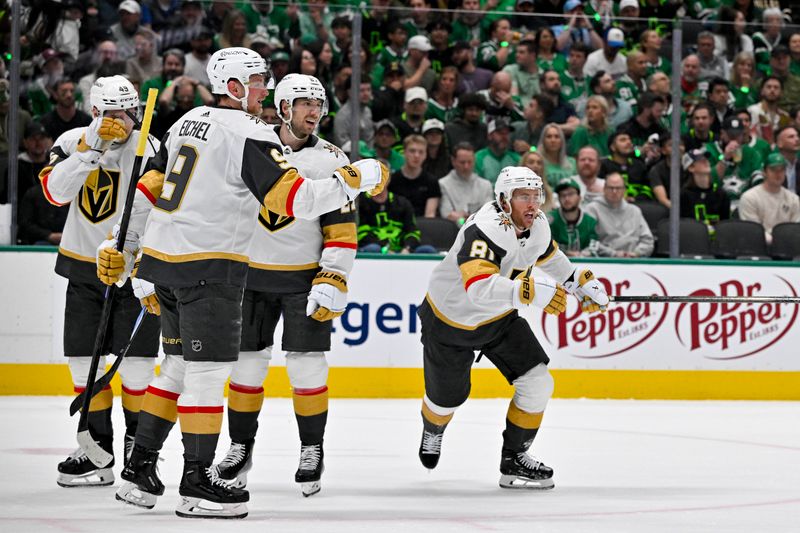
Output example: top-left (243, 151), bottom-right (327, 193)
top-left (258, 204), bottom-right (295, 232)
top-left (79, 168), bottom-right (120, 224)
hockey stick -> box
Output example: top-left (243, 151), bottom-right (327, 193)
top-left (76, 89), bottom-right (158, 467)
top-left (69, 306), bottom-right (147, 416)
top-left (609, 295), bottom-right (800, 304)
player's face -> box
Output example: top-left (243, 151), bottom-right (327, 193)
top-left (290, 98), bottom-right (324, 136)
top-left (509, 187), bottom-right (543, 229)
top-left (245, 74), bottom-right (269, 115)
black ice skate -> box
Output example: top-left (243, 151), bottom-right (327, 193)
top-left (57, 446), bottom-right (114, 487)
top-left (214, 440), bottom-right (254, 489)
top-left (116, 444), bottom-right (164, 509)
top-left (418, 419), bottom-right (445, 470)
top-left (295, 443), bottom-right (324, 497)
top-left (175, 461), bottom-right (249, 519)
top-left (498, 448), bottom-right (554, 490)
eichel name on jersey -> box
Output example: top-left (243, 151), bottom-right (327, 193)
top-left (247, 127), bottom-right (356, 293)
top-left (39, 127), bottom-right (159, 283)
top-left (129, 106), bottom-right (357, 288)
top-left (425, 202), bottom-right (575, 331)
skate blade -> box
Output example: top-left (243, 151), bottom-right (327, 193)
top-left (300, 481), bottom-right (321, 497)
top-left (115, 482), bottom-right (158, 509)
top-left (175, 497), bottom-right (248, 519)
top-left (56, 468), bottom-right (114, 488)
top-left (499, 474), bottom-right (555, 490)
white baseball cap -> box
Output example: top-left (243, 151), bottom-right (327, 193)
top-left (408, 35), bottom-right (433, 52)
top-left (422, 118), bottom-right (445, 134)
top-left (118, 0), bottom-right (141, 14)
top-left (619, 0), bottom-right (639, 11)
top-left (405, 86), bottom-right (428, 103)
top-left (606, 27), bottom-right (625, 48)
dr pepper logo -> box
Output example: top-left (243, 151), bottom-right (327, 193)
top-left (674, 277), bottom-right (798, 359)
top-left (540, 273), bottom-right (669, 358)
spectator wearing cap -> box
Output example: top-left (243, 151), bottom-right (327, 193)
top-left (126, 28), bottom-right (162, 87)
top-left (539, 70), bottom-right (580, 135)
top-left (616, 51), bottom-right (649, 112)
top-left (183, 27), bottom-right (213, 88)
top-left (583, 172), bottom-right (655, 258)
top-left (502, 40), bottom-right (540, 106)
top-left (735, 108), bottom-right (772, 163)
top-left (477, 18), bottom-right (515, 72)
top-left (555, 0), bottom-right (603, 54)
top-left (476, 118), bottom-right (521, 184)
top-left (446, 93), bottom-right (489, 151)
top-left (538, 123), bottom-right (576, 187)
top-left (648, 135), bottom-right (684, 210)
top-left (680, 55), bottom-right (705, 113)
top-left (438, 142), bottom-right (493, 222)
top-left (403, 0), bottom-right (432, 37)
top-left (404, 35), bottom-right (436, 93)
top-left (511, 94), bottom-right (552, 153)
top-left (334, 76), bottom-right (374, 151)
top-left (618, 92), bottom-right (667, 153)
top-left (679, 148), bottom-right (731, 228)
top-left (583, 28), bottom-right (627, 80)
top-left (477, 71), bottom-right (525, 122)
top-left (569, 95), bottom-right (613, 158)
top-left (378, 20), bottom-right (410, 68)
top-left (697, 31), bottom-right (728, 82)
top-left (683, 103), bottom-right (716, 152)
top-left (560, 42), bottom-right (590, 110)
top-left (371, 62), bottom-right (406, 122)
top-left (390, 134), bottom-right (441, 218)
top-left (451, 0), bottom-right (484, 48)
top-left (373, 120), bottom-right (406, 172)
top-left (753, 8), bottom-right (785, 74)
top-left (426, 66), bottom-right (460, 122)
top-left (452, 41), bottom-right (494, 94)
top-left (422, 119), bottom-right (452, 179)
top-left (775, 126), bottom-right (800, 194)
top-left (112, 0), bottom-right (143, 60)
top-left (572, 146), bottom-right (606, 205)
top-left (427, 20), bottom-right (454, 74)
top-left (38, 79), bottom-right (92, 142)
top-left (547, 178), bottom-right (599, 257)
top-left (1, 122), bottom-right (52, 206)
top-left (599, 131), bottom-right (650, 201)
top-left (706, 116), bottom-right (765, 210)
top-left (706, 78), bottom-right (735, 135)
top-left (616, 0), bottom-right (645, 50)
top-left (270, 50), bottom-right (291, 86)
top-left (767, 45), bottom-right (800, 111)
top-left (739, 153), bottom-right (800, 244)
top-left (748, 76), bottom-right (791, 145)
top-left (394, 87), bottom-right (429, 139)
top-left (582, 70), bottom-right (633, 129)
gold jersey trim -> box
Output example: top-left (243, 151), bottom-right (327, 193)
top-left (247, 261), bottom-right (319, 271)
top-left (58, 247), bottom-right (96, 263)
top-left (424, 293), bottom-right (515, 331)
top-left (142, 247), bottom-right (249, 264)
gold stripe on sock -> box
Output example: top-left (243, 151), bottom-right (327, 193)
top-left (506, 401), bottom-right (543, 429)
top-left (141, 389), bottom-right (178, 423)
top-left (228, 388), bottom-right (265, 413)
top-left (293, 389), bottom-right (329, 417)
top-left (88, 387), bottom-right (113, 412)
top-left (121, 388), bottom-right (145, 413)
top-left (177, 407), bottom-right (223, 435)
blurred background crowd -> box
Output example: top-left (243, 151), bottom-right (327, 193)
top-left (1, 0), bottom-right (799, 259)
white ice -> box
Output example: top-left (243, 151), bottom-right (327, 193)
top-left (3, 397), bottom-right (799, 533)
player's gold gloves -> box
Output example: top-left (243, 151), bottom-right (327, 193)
top-left (306, 271), bottom-right (348, 322)
top-left (334, 159), bottom-right (390, 199)
top-left (97, 117), bottom-right (128, 141)
top-left (513, 275), bottom-right (567, 315)
top-left (132, 277), bottom-right (160, 315)
top-left (564, 269), bottom-right (609, 313)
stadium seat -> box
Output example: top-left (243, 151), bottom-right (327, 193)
top-left (636, 201), bottom-right (669, 233)
top-left (712, 220), bottom-right (769, 260)
top-left (770, 223), bottom-right (800, 260)
top-left (417, 218), bottom-right (460, 252)
top-left (655, 218), bottom-right (711, 257)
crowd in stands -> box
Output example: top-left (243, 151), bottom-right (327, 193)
top-left (2, 0), bottom-right (800, 258)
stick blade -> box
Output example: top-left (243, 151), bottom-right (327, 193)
top-left (77, 430), bottom-right (113, 467)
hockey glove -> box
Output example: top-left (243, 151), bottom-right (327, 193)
top-left (513, 275), bottom-right (567, 315)
top-left (306, 271), bottom-right (348, 322)
top-left (96, 225), bottom-right (138, 286)
top-left (132, 277), bottom-right (160, 315)
top-left (563, 269), bottom-right (609, 313)
top-left (76, 117), bottom-right (125, 164)
top-left (334, 159), bottom-right (390, 199)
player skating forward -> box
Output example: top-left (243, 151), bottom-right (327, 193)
top-left (417, 166), bottom-right (608, 489)
top-left (102, 48), bottom-right (388, 519)
top-left (39, 75), bottom-right (161, 488)
top-left (213, 74), bottom-right (355, 498)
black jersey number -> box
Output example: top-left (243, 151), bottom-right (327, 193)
top-left (156, 144), bottom-right (199, 213)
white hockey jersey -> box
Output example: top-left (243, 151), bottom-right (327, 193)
top-left (425, 202), bottom-right (574, 330)
top-left (40, 127), bottom-right (159, 282)
top-left (135, 106), bottom-right (354, 288)
top-left (246, 128), bottom-right (356, 293)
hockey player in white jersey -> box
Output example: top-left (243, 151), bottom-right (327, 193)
top-left (214, 74), bottom-right (354, 497)
top-left (416, 166), bottom-right (609, 489)
top-left (100, 48), bottom-right (388, 518)
top-left (38, 75), bottom-right (161, 488)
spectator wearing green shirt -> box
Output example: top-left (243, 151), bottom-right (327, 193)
top-left (140, 49), bottom-right (188, 101)
top-left (735, 109), bottom-right (772, 163)
top-left (451, 0), bottom-right (486, 48)
top-left (403, 0), bottom-right (432, 38)
top-left (477, 18), bottom-right (515, 72)
top-left (547, 178), bottom-right (599, 257)
top-left (535, 28), bottom-right (568, 75)
top-left (502, 40), bottom-right (540, 106)
top-left (374, 120), bottom-right (406, 172)
top-left (426, 66), bottom-right (460, 122)
top-left (537, 123), bottom-right (576, 188)
top-left (790, 33), bottom-right (800, 76)
top-left (730, 52), bottom-right (759, 110)
top-left (569, 95), bottom-right (612, 158)
top-left (582, 70), bottom-right (633, 130)
top-left (680, 55), bottom-right (706, 114)
top-left (640, 30), bottom-right (671, 78)
top-left (767, 46), bottom-right (800, 112)
top-left (616, 51), bottom-right (649, 112)
top-left (752, 8), bottom-right (784, 74)
top-left (377, 20), bottom-right (409, 68)
top-left (560, 42), bottom-right (590, 110)
top-left (475, 117), bottom-right (521, 184)
top-left (707, 116), bottom-right (765, 210)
